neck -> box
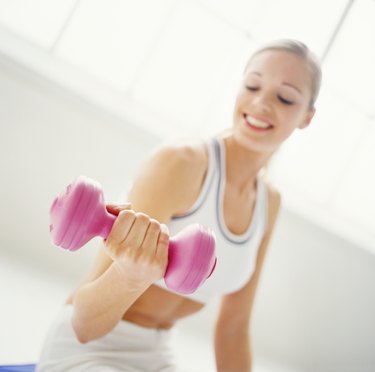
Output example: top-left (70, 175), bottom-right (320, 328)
top-left (222, 135), bottom-right (274, 193)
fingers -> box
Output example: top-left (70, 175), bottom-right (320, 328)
top-left (105, 210), bottom-right (170, 284)
top-left (106, 202), bottom-right (132, 216)
top-left (125, 212), bottom-right (152, 252)
top-left (141, 219), bottom-right (163, 255)
top-left (106, 209), bottom-right (136, 249)
top-left (106, 209), bottom-right (170, 261)
top-left (155, 224), bottom-right (169, 269)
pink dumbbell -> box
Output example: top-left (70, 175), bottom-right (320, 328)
top-left (49, 176), bottom-right (216, 294)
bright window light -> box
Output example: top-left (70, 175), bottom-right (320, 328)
top-left (268, 86), bottom-right (370, 203)
top-left (322, 0), bottom-right (375, 116)
top-left (332, 116), bottom-right (375, 235)
top-left (0, 0), bottom-right (77, 48)
top-left (0, 0), bottom-right (373, 251)
top-left (132, 0), bottom-right (255, 139)
top-left (195, 0), bottom-right (347, 57)
top-left (55, 0), bottom-right (175, 92)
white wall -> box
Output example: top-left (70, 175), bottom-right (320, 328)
top-left (253, 209), bottom-right (375, 372)
top-left (1, 54), bottom-right (374, 372)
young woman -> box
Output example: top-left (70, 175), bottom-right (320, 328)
top-left (37, 39), bottom-right (322, 371)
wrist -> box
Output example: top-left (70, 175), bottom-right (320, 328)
top-left (109, 262), bottom-right (153, 293)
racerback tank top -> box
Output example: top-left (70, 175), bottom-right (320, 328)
top-left (154, 137), bottom-right (268, 303)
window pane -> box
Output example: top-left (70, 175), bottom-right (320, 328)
top-left (322, 0), bottom-right (375, 115)
top-left (132, 1), bottom-right (254, 139)
top-left (331, 116), bottom-right (375, 237)
top-left (56, 0), bottom-right (175, 91)
top-left (0, 0), bottom-right (77, 48)
top-left (196, 0), bottom-right (347, 56)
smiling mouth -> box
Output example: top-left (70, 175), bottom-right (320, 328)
top-left (244, 114), bottom-right (274, 131)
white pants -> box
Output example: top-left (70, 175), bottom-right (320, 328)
top-left (37, 306), bottom-right (180, 372)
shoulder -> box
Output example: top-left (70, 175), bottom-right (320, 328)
top-left (266, 182), bottom-right (281, 211)
top-left (127, 139), bottom-right (208, 221)
top-left (148, 140), bottom-right (208, 175)
top-left (138, 140), bottom-right (208, 192)
top-left (264, 181), bottom-right (282, 233)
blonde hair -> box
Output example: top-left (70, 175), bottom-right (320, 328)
top-left (246, 39), bottom-right (322, 108)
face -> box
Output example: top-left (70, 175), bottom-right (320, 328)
top-left (232, 49), bottom-right (315, 153)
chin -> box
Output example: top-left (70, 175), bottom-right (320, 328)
top-left (233, 127), bottom-right (276, 153)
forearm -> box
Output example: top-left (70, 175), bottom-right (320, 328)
top-left (215, 331), bottom-right (252, 372)
top-left (71, 263), bottom-right (149, 343)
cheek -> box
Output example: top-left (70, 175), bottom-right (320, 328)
top-left (273, 112), bottom-right (301, 141)
top-left (282, 112), bottom-right (298, 127)
top-left (281, 107), bottom-right (306, 127)
top-left (235, 87), bottom-right (250, 104)
top-left (233, 94), bottom-right (246, 117)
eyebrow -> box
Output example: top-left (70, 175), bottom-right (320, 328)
top-left (249, 71), bottom-right (303, 95)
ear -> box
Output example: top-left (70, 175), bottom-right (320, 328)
top-left (298, 107), bottom-right (315, 129)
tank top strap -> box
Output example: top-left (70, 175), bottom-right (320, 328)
top-left (212, 137), bottom-right (268, 245)
top-left (173, 138), bottom-right (217, 218)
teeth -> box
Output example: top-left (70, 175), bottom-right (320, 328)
top-left (246, 115), bottom-right (271, 129)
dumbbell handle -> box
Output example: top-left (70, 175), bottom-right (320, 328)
top-left (49, 176), bottom-right (216, 294)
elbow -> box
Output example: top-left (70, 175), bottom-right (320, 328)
top-left (74, 330), bottom-right (91, 344)
top-left (70, 311), bottom-right (115, 344)
top-left (71, 314), bottom-right (97, 344)
top-left (72, 323), bottom-right (92, 344)
top-left (215, 321), bottom-right (249, 340)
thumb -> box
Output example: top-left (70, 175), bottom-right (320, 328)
top-left (106, 202), bottom-right (133, 216)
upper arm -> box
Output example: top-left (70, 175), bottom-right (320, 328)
top-left (126, 143), bottom-right (207, 224)
top-left (215, 185), bottom-right (281, 333)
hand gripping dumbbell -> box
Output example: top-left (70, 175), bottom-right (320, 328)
top-left (49, 176), bottom-right (216, 294)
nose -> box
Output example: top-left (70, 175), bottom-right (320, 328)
top-left (252, 92), bottom-right (272, 113)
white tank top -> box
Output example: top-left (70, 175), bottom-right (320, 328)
top-left (154, 138), bottom-right (268, 303)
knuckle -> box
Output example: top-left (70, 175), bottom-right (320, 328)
top-left (135, 212), bottom-right (150, 223)
top-left (158, 232), bottom-right (169, 246)
top-left (118, 209), bottom-right (135, 222)
top-left (119, 209), bottom-right (135, 216)
top-left (148, 219), bottom-right (161, 231)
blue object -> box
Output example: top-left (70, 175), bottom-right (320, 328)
top-left (0, 365), bottom-right (36, 372)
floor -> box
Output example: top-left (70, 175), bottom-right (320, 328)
top-left (0, 252), bottom-right (295, 372)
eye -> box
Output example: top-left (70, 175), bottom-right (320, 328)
top-left (278, 95), bottom-right (294, 105)
top-left (246, 85), bottom-right (259, 92)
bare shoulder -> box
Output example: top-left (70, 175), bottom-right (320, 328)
top-left (135, 139), bottom-right (208, 190)
top-left (149, 140), bottom-right (207, 174)
top-left (264, 182), bottom-right (282, 232)
top-left (127, 140), bottom-right (208, 222)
